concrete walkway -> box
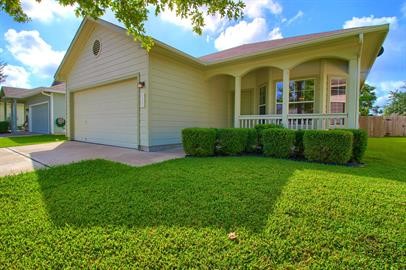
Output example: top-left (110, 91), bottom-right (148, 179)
top-left (1, 141), bottom-right (185, 177)
top-left (0, 148), bottom-right (46, 176)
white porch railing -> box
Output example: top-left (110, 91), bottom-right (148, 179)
top-left (239, 115), bottom-right (283, 128)
top-left (239, 113), bottom-right (348, 130)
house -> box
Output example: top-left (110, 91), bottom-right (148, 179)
top-left (0, 101), bottom-right (25, 128)
top-left (0, 83), bottom-right (66, 134)
top-left (54, 18), bottom-right (388, 151)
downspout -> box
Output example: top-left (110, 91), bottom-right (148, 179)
top-left (137, 73), bottom-right (141, 150)
top-left (357, 33), bottom-right (364, 121)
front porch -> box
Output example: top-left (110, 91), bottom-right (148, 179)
top-left (208, 57), bottom-right (361, 130)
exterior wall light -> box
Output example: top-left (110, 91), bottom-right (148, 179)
top-left (137, 81), bottom-right (145, 88)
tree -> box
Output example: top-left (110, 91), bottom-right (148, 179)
top-left (384, 83), bottom-right (406, 116)
top-left (0, 0), bottom-right (245, 50)
top-left (359, 83), bottom-right (377, 116)
top-left (0, 60), bottom-right (6, 84)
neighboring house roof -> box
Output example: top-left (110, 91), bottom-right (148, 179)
top-left (200, 27), bottom-right (366, 63)
top-left (0, 84), bottom-right (65, 99)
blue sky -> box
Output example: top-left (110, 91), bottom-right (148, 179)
top-left (0, 0), bottom-right (405, 107)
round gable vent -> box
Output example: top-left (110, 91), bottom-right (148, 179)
top-left (92, 39), bottom-right (101, 56)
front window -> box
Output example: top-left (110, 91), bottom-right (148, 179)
top-left (258, 85), bottom-right (267, 115)
top-left (330, 78), bottom-right (346, 113)
top-left (276, 79), bottom-right (315, 114)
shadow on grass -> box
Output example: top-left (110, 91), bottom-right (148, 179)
top-left (35, 138), bottom-right (405, 232)
top-left (36, 157), bottom-right (292, 232)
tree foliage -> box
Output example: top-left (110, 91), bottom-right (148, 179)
top-left (384, 83), bottom-right (406, 116)
top-left (0, 0), bottom-right (245, 50)
top-left (0, 60), bottom-right (7, 84)
top-left (359, 83), bottom-right (377, 116)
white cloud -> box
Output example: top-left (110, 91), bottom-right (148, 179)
top-left (268, 27), bottom-right (283, 40)
top-left (4, 29), bottom-right (65, 78)
top-left (368, 80), bottom-right (405, 107)
top-left (343, 15), bottom-right (397, 29)
top-left (21, 0), bottom-right (75, 23)
top-left (215, 18), bottom-right (279, 50)
top-left (244, 0), bottom-right (282, 18)
top-left (286, 10), bottom-right (304, 25)
top-left (0, 48), bottom-right (3, 54)
top-left (2, 65), bottom-right (31, 88)
top-left (158, 0), bottom-right (283, 35)
top-left (159, 8), bottom-right (227, 34)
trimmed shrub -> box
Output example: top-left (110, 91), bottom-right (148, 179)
top-left (255, 123), bottom-right (285, 147)
top-left (337, 129), bottom-right (368, 163)
top-left (303, 130), bottom-right (353, 164)
top-left (294, 129), bottom-right (305, 158)
top-left (182, 128), bottom-right (216, 156)
top-left (0, 121), bottom-right (9, 133)
top-left (245, 128), bottom-right (258, 153)
top-left (216, 128), bottom-right (248, 155)
top-left (262, 128), bottom-right (295, 158)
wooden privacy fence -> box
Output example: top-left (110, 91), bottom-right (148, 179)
top-left (359, 116), bottom-right (406, 137)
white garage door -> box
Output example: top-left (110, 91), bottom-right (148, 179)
top-left (73, 79), bottom-right (139, 148)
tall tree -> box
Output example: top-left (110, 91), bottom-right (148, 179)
top-left (359, 83), bottom-right (377, 116)
top-left (0, 0), bottom-right (245, 50)
top-left (0, 60), bottom-right (7, 84)
top-left (384, 83), bottom-right (406, 116)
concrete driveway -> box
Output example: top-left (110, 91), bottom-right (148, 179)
top-left (1, 141), bottom-right (185, 177)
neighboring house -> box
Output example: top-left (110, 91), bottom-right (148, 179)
top-left (0, 101), bottom-right (25, 127)
top-left (54, 18), bottom-right (388, 151)
top-left (0, 83), bottom-right (66, 134)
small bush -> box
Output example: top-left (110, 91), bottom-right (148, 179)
top-left (304, 130), bottom-right (353, 164)
top-left (245, 128), bottom-right (258, 153)
top-left (294, 129), bottom-right (305, 158)
top-left (255, 123), bottom-right (285, 148)
top-left (262, 129), bottom-right (295, 158)
top-left (182, 128), bottom-right (216, 156)
top-left (0, 121), bottom-right (9, 133)
top-left (216, 128), bottom-right (248, 155)
top-left (337, 129), bottom-right (368, 163)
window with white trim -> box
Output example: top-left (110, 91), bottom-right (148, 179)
top-left (329, 78), bottom-right (346, 113)
top-left (276, 79), bottom-right (315, 114)
top-left (258, 85), bottom-right (267, 115)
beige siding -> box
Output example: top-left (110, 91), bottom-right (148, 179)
top-left (67, 25), bottom-right (148, 91)
top-left (66, 23), bottom-right (150, 147)
top-left (149, 52), bottom-right (228, 146)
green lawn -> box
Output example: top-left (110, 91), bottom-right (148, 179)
top-left (0, 134), bottom-right (66, 148)
top-left (0, 138), bottom-right (405, 268)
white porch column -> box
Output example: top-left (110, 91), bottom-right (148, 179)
top-left (234, 76), bottom-right (241, 128)
top-left (319, 60), bottom-right (327, 129)
top-left (319, 60), bottom-right (327, 114)
top-left (282, 69), bottom-right (290, 127)
top-left (11, 99), bottom-right (17, 133)
top-left (267, 68), bottom-right (274, 114)
top-left (347, 58), bottom-right (360, 128)
top-left (3, 98), bottom-right (7, 121)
